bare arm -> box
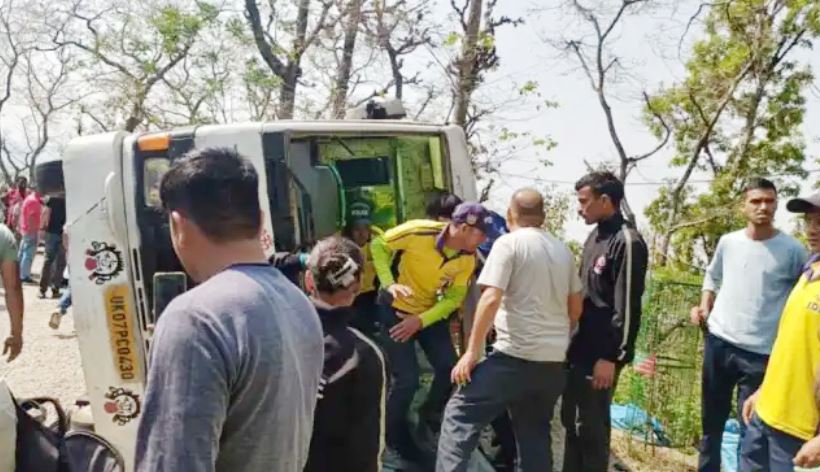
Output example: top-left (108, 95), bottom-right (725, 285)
top-left (451, 286), bottom-right (503, 385)
top-left (40, 206), bottom-right (51, 231)
top-left (699, 290), bottom-right (716, 313)
top-left (2, 260), bottom-right (24, 361)
top-left (568, 291), bottom-right (582, 323)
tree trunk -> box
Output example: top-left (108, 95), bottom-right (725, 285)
top-left (277, 0), bottom-right (312, 119)
top-left (453, 0), bottom-right (482, 128)
top-left (278, 63), bottom-right (299, 119)
top-left (386, 46), bottom-right (403, 99)
top-left (331, 0), bottom-right (362, 118)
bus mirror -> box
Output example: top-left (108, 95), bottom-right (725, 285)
top-left (152, 272), bottom-right (187, 324)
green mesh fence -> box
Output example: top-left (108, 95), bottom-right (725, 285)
top-left (614, 278), bottom-right (705, 448)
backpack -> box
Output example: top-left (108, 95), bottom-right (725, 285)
top-left (13, 396), bottom-right (125, 472)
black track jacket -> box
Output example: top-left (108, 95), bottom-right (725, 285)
top-left (568, 213), bottom-right (649, 374)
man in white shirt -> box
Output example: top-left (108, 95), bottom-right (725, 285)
top-left (436, 188), bottom-right (583, 472)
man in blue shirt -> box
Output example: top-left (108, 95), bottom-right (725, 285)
top-left (690, 177), bottom-right (808, 472)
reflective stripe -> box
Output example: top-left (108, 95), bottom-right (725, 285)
top-left (349, 327), bottom-right (387, 472)
top-left (618, 224), bottom-right (633, 362)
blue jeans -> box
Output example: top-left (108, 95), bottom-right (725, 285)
top-left (437, 352), bottom-right (565, 472)
top-left (699, 333), bottom-right (769, 472)
top-left (739, 414), bottom-right (804, 472)
top-left (379, 308), bottom-right (457, 456)
top-left (57, 288), bottom-right (72, 314)
top-left (18, 233), bottom-right (38, 280)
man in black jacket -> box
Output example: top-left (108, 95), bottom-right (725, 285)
top-left (562, 172), bottom-right (648, 472)
top-left (303, 235), bottom-right (387, 472)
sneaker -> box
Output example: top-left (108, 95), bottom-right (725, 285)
top-left (38, 290), bottom-right (47, 299)
top-left (21, 277), bottom-right (36, 284)
top-left (48, 312), bottom-right (61, 330)
top-left (50, 288), bottom-right (61, 299)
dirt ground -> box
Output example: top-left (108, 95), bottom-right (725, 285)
top-left (0, 253), bottom-right (85, 410)
top-left (611, 430), bottom-right (698, 472)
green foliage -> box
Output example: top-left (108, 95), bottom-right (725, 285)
top-left (646, 0), bottom-right (820, 267)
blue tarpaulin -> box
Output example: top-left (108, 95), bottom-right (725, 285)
top-left (610, 403), bottom-right (742, 471)
top-left (610, 403), bottom-right (671, 447)
top-left (721, 419), bottom-right (740, 472)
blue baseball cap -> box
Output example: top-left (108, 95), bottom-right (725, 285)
top-left (451, 202), bottom-right (498, 238)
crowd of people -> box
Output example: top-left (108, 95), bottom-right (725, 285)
top-left (132, 147), bottom-right (654, 472)
top-left (0, 176), bottom-right (69, 363)
top-left (130, 148), bottom-right (820, 472)
top-left (3, 145), bottom-right (820, 472)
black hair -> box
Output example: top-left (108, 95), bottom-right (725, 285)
top-left (307, 236), bottom-right (364, 294)
top-left (425, 190), bottom-right (463, 220)
top-left (160, 147), bottom-right (261, 242)
top-left (742, 177), bottom-right (777, 195)
top-left (574, 171), bottom-right (624, 206)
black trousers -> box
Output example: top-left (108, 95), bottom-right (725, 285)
top-left (561, 363), bottom-right (622, 472)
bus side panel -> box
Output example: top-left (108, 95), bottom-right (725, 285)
top-left (193, 125), bottom-right (276, 257)
top-left (442, 126), bottom-right (478, 201)
top-left (63, 132), bottom-right (145, 471)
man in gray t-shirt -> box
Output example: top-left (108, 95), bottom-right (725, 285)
top-left (437, 189), bottom-right (583, 472)
top-left (136, 148), bottom-right (324, 472)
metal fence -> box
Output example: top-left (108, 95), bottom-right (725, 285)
top-left (614, 278), bottom-right (705, 448)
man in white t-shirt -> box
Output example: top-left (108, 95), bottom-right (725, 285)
top-left (436, 188), bottom-right (583, 472)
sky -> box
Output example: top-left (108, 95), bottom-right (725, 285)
top-left (448, 0), bottom-right (820, 243)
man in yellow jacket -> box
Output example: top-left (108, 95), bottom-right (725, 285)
top-left (342, 200), bottom-right (383, 338)
top-left (371, 202), bottom-right (493, 466)
top-left (741, 191), bottom-right (820, 471)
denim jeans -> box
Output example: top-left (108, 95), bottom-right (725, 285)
top-left (436, 351), bottom-right (565, 472)
top-left (57, 288), bottom-right (72, 315)
top-left (739, 414), bottom-right (804, 472)
top-left (18, 233), bottom-right (38, 280)
top-left (379, 308), bottom-right (456, 457)
top-left (699, 333), bottom-right (769, 472)
top-left (39, 232), bottom-right (65, 293)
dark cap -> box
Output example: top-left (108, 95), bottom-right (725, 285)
top-left (347, 200), bottom-right (373, 226)
top-left (451, 202), bottom-right (496, 237)
top-left (786, 192), bottom-right (820, 213)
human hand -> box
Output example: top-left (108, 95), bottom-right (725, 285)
top-left (451, 349), bottom-right (480, 385)
top-left (592, 359), bottom-right (616, 390)
top-left (387, 284), bottom-right (413, 300)
top-left (690, 306), bottom-right (708, 326)
top-left (742, 389), bottom-right (760, 426)
top-left (3, 334), bottom-right (22, 362)
top-left (794, 436), bottom-right (820, 468)
top-left (389, 315), bottom-right (422, 342)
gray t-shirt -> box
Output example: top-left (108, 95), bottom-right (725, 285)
top-left (136, 264), bottom-right (324, 472)
top-left (0, 224), bottom-right (17, 262)
top-left (704, 229), bottom-right (807, 354)
top-left (478, 227), bottom-right (582, 362)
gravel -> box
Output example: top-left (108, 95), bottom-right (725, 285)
top-left (0, 253), bottom-right (85, 411)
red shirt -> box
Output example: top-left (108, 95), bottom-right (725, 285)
top-left (19, 192), bottom-right (42, 236)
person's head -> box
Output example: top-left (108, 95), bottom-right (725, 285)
top-left (15, 176), bottom-right (26, 192)
top-left (741, 177), bottom-right (777, 227)
top-left (787, 192), bottom-right (820, 254)
top-left (575, 171), bottom-right (623, 225)
top-left (426, 190), bottom-right (463, 222)
top-left (344, 200), bottom-right (374, 247)
top-left (160, 147), bottom-right (262, 281)
top-left (446, 202), bottom-right (493, 252)
top-left (508, 188), bottom-right (545, 229)
top-left (305, 236), bottom-right (364, 307)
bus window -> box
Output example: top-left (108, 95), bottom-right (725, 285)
top-left (144, 158), bottom-right (170, 207)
